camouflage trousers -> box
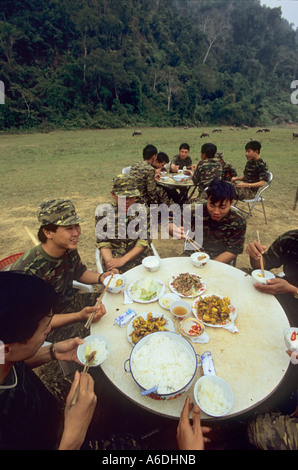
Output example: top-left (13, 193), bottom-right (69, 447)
top-left (247, 412), bottom-right (298, 450)
top-left (233, 184), bottom-right (257, 201)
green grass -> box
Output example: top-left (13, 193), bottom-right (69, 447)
top-left (0, 125), bottom-right (297, 269)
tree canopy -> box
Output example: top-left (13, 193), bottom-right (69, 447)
top-left (0, 0), bottom-right (297, 130)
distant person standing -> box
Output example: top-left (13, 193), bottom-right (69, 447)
top-left (231, 141), bottom-right (268, 200)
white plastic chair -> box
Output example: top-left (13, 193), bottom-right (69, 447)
top-left (95, 243), bottom-right (160, 273)
top-left (122, 166), bottom-right (131, 175)
top-left (73, 280), bottom-right (94, 292)
top-left (235, 172), bottom-right (273, 224)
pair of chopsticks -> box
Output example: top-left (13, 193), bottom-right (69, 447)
top-left (184, 229), bottom-right (202, 252)
top-left (84, 274), bottom-right (114, 329)
top-left (256, 231), bottom-right (265, 277)
top-left (68, 351), bottom-right (96, 410)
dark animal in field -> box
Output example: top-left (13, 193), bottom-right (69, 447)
top-left (293, 132), bottom-right (298, 139)
top-left (263, 128), bottom-right (270, 132)
top-left (212, 129), bottom-right (222, 133)
top-left (200, 132), bottom-right (209, 138)
top-left (256, 129), bottom-right (264, 133)
top-left (132, 131), bottom-right (142, 136)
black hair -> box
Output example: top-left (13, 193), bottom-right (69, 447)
top-left (156, 152), bottom-right (169, 163)
top-left (206, 179), bottom-right (236, 203)
top-left (201, 143), bottom-right (217, 158)
top-left (0, 272), bottom-right (57, 343)
top-left (245, 141), bottom-right (261, 152)
top-left (38, 224), bottom-right (58, 243)
top-left (179, 143), bottom-right (190, 151)
top-left (143, 144), bottom-right (158, 160)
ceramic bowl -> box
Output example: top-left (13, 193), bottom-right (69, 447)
top-left (77, 334), bottom-right (110, 367)
top-left (103, 274), bottom-right (126, 293)
top-left (194, 375), bottom-right (234, 417)
top-left (251, 269), bottom-right (275, 285)
top-left (190, 252), bottom-right (210, 268)
top-left (170, 299), bottom-right (191, 320)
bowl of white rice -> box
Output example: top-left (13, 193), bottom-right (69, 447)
top-left (77, 334), bottom-right (110, 367)
top-left (124, 331), bottom-right (199, 400)
top-left (194, 375), bottom-right (234, 417)
top-left (142, 256), bottom-right (160, 272)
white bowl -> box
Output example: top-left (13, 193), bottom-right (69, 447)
top-left (170, 299), bottom-right (191, 320)
top-left (159, 293), bottom-right (180, 310)
top-left (172, 174), bottom-right (191, 183)
top-left (251, 269), bottom-right (275, 285)
top-left (103, 274), bottom-right (126, 293)
top-left (142, 256), bottom-right (160, 272)
top-left (160, 171), bottom-right (168, 177)
top-left (284, 327), bottom-right (298, 352)
top-left (194, 375), bottom-right (234, 417)
top-left (161, 176), bottom-right (169, 181)
top-left (77, 334), bottom-right (110, 367)
top-left (190, 252), bottom-right (210, 268)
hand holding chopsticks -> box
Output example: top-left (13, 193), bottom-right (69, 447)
top-left (68, 351), bottom-right (96, 410)
top-left (84, 274), bottom-right (114, 329)
top-left (256, 231), bottom-right (265, 277)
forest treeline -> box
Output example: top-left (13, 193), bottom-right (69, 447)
top-left (0, 0), bottom-right (298, 131)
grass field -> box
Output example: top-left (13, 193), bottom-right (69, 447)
top-left (0, 125), bottom-right (297, 273)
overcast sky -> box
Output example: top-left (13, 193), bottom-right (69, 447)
top-left (260, 0), bottom-right (298, 29)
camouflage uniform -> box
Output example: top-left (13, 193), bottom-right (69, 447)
top-left (192, 158), bottom-right (222, 193)
top-left (130, 160), bottom-right (171, 206)
top-left (96, 175), bottom-right (153, 274)
top-left (215, 152), bottom-right (238, 181)
top-left (184, 203), bottom-right (246, 259)
top-left (247, 412), bottom-right (298, 450)
top-left (169, 154), bottom-right (193, 170)
top-left (11, 199), bottom-right (101, 342)
top-left (263, 230), bottom-right (298, 326)
top-left (234, 158), bottom-right (268, 200)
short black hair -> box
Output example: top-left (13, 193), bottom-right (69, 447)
top-left (201, 143), bottom-right (217, 158)
top-left (245, 140), bottom-right (261, 152)
top-left (179, 143), bottom-right (190, 151)
top-left (0, 272), bottom-right (57, 343)
top-left (206, 179), bottom-right (236, 203)
top-left (156, 152), bottom-right (169, 164)
top-left (38, 224), bottom-right (58, 243)
top-left (143, 144), bottom-right (158, 160)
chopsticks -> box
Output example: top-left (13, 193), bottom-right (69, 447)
top-left (24, 225), bottom-right (39, 246)
top-left (84, 274), bottom-right (114, 329)
top-left (185, 232), bottom-right (202, 252)
top-left (68, 351), bottom-right (96, 410)
top-left (256, 231), bottom-right (265, 277)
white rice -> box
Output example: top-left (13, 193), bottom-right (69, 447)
top-left (84, 338), bottom-right (109, 365)
top-left (197, 378), bottom-right (231, 415)
top-left (131, 334), bottom-right (195, 394)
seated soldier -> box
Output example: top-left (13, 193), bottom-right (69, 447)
top-left (231, 140), bottom-right (268, 200)
top-left (95, 174), bottom-right (154, 273)
top-left (166, 143), bottom-right (192, 173)
top-left (168, 179), bottom-right (246, 265)
top-left (216, 151), bottom-right (237, 181)
top-left (246, 229), bottom-right (298, 326)
top-left (153, 151), bottom-right (170, 180)
top-left (11, 198), bottom-right (108, 343)
top-left (130, 144), bottom-right (171, 206)
top-left (185, 143), bottom-right (222, 198)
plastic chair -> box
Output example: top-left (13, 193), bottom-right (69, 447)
top-left (122, 166), bottom-right (131, 175)
top-left (235, 172), bottom-right (273, 224)
top-left (95, 242), bottom-right (160, 273)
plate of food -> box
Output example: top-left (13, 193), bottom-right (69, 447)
top-left (192, 294), bottom-right (237, 328)
top-left (169, 272), bottom-right (206, 298)
top-left (127, 277), bottom-right (165, 303)
top-left (127, 312), bottom-right (175, 345)
top-left (159, 293), bottom-right (180, 310)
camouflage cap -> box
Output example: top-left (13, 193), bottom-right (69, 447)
top-left (112, 174), bottom-right (140, 197)
top-left (37, 199), bottom-right (85, 226)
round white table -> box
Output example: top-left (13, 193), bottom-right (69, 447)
top-left (91, 258), bottom-right (290, 420)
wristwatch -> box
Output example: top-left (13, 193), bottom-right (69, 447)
top-left (294, 290), bottom-right (298, 299)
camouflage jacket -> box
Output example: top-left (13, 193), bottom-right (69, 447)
top-left (130, 161), bottom-right (170, 205)
top-left (243, 158), bottom-right (268, 184)
top-left (263, 230), bottom-right (298, 286)
top-left (11, 245), bottom-right (87, 313)
top-left (95, 200), bottom-right (153, 273)
top-left (192, 158), bottom-right (222, 192)
top-left (220, 159), bottom-right (237, 181)
top-left (171, 154), bottom-right (193, 169)
top-left (185, 203), bottom-right (246, 258)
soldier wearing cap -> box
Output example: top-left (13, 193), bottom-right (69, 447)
top-left (96, 175), bottom-right (154, 273)
top-left (11, 198), bottom-right (109, 344)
